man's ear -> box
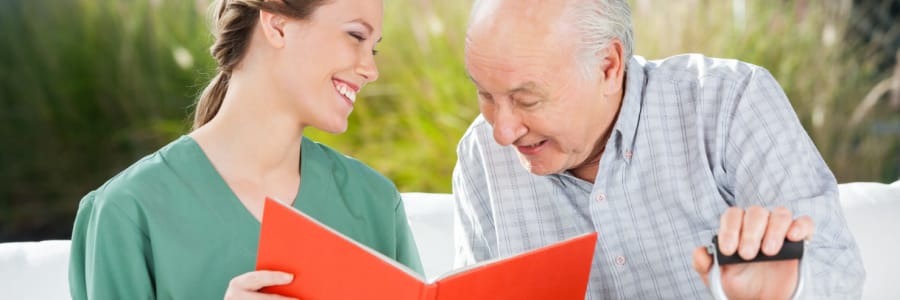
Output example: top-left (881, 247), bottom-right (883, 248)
top-left (259, 10), bottom-right (286, 48)
top-left (596, 39), bottom-right (625, 96)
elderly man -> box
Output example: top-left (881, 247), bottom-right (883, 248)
top-left (451, 0), bottom-right (865, 298)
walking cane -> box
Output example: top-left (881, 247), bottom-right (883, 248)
top-left (706, 235), bottom-right (807, 300)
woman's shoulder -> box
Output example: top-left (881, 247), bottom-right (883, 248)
top-left (303, 138), bottom-right (398, 196)
top-left (72, 137), bottom-right (193, 242)
top-left (89, 136), bottom-right (198, 208)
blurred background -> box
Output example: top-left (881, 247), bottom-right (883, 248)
top-left (1, 0), bottom-right (897, 242)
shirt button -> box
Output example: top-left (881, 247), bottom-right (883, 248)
top-left (595, 193), bottom-right (606, 202)
top-left (624, 150), bottom-right (633, 159)
top-left (615, 256), bottom-right (626, 266)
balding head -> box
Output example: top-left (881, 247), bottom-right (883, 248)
top-left (467, 0), bottom-right (574, 56)
top-left (465, 0), bottom-right (580, 81)
top-left (467, 0), bottom-right (634, 77)
top-left (468, 0), bottom-right (570, 33)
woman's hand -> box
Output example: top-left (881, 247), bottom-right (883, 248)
top-left (224, 270), bottom-right (298, 300)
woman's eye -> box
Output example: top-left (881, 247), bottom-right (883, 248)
top-left (349, 32), bottom-right (366, 41)
top-left (348, 31), bottom-right (377, 55)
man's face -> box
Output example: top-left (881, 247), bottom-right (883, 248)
top-left (464, 0), bottom-right (624, 177)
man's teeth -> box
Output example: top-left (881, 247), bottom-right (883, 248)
top-left (337, 84), bottom-right (357, 103)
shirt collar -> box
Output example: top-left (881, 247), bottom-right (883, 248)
top-left (554, 57), bottom-right (646, 181)
top-left (611, 56), bottom-right (647, 162)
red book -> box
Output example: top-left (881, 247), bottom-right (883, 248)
top-left (256, 197), bottom-right (597, 300)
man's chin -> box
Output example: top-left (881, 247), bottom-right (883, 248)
top-left (516, 154), bottom-right (560, 176)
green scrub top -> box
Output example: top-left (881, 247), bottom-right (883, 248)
top-left (69, 136), bottom-right (423, 299)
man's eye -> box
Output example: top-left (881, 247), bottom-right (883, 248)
top-left (519, 101), bottom-right (539, 108)
top-left (478, 92), bottom-right (493, 103)
top-left (516, 98), bottom-right (540, 108)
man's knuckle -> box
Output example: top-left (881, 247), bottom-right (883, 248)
top-left (773, 206), bottom-right (792, 217)
top-left (747, 205), bottom-right (767, 216)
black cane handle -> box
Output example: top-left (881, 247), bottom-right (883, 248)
top-left (712, 235), bottom-right (804, 265)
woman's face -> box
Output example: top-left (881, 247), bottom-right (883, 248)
top-left (271, 0), bottom-right (383, 134)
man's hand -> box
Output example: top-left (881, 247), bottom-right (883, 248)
top-left (224, 270), bottom-right (298, 300)
top-left (692, 206), bottom-right (814, 299)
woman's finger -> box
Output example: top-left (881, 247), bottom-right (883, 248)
top-left (228, 270), bottom-right (294, 291)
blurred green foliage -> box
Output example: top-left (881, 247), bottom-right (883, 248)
top-left (1, 0), bottom-right (897, 241)
top-left (631, 0), bottom-right (899, 183)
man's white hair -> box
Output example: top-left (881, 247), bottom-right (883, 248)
top-left (569, 0), bottom-right (634, 78)
top-left (468, 0), bottom-right (634, 78)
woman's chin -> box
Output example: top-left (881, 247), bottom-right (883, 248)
top-left (316, 121), bottom-right (349, 134)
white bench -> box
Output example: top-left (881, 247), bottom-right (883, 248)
top-left (2, 182), bottom-right (898, 299)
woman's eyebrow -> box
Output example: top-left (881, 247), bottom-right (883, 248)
top-left (349, 18), bottom-right (382, 43)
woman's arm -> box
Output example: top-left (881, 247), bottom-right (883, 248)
top-left (69, 191), bottom-right (155, 299)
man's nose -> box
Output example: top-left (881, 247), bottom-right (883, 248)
top-left (491, 108), bottom-right (526, 146)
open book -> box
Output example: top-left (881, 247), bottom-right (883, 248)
top-left (256, 197), bottom-right (597, 300)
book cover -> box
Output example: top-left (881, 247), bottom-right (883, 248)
top-left (256, 197), bottom-right (597, 300)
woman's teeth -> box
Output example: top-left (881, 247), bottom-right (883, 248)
top-left (336, 84), bottom-right (357, 103)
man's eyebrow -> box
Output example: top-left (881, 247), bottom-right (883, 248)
top-left (466, 72), bottom-right (485, 91)
top-left (465, 76), bottom-right (546, 97)
top-left (509, 81), bottom-right (546, 97)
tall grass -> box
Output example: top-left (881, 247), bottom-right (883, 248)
top-left (0, 0), bottom-right (213, 240)
top-left (0, 0), bottom-right (896, 241)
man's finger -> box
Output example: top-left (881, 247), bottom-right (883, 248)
top-left (718, 207), bottom-right (744, 256)
top-left (761, 206), bottom-right (793, 256)
top-left (738, 206), bottom-right (769, 260)
top-left (692, 246), bottom-right (712, 287)
top-left (787, 215), bottom-right (815, 242)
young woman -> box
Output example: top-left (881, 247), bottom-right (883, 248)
top-left (68, 0), bottom-right (423, 299)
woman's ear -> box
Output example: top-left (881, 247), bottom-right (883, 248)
top-left (259, 10), bottom-right (286, 48)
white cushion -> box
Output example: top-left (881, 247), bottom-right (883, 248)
top-left (0, 240), bottom-right (72, 300)
top-left (838, 181), bottom-right (900, 299)
top-left (401, 192), bottom-right (455, 280)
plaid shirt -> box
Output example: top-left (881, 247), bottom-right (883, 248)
top-left (452, 54), bottom-right (865, 299)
